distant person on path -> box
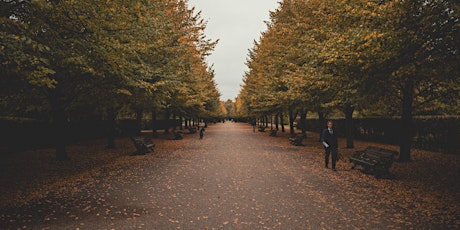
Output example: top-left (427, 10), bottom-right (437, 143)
top-left (251, 119), bottom-right (256, 133)
top-left (199, 126), bottom-right (205, 139)
top-left (321, 120), bottom-right (339, 171)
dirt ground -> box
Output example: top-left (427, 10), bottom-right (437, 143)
top-left (0, 122), bottom-right (458, 229)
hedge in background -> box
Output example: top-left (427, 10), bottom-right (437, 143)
top-left (0, 118), bottom-right (109, 154)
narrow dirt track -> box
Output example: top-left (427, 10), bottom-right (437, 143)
top-left (0, 122), bottom-right (457, 229)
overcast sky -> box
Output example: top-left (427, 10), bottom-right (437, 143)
top-left (188, 0), bottom-right (280, 101)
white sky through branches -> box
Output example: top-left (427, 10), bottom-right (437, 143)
top-left (188, 0), bottom-right (280, 101)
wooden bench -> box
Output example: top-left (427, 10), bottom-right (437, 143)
top-left (349, 146), bottom-right (398, 178)
top-left (258, 126), bottom-right (266, 132)
top-left (173, 130), bottom-right (184, 140)
top-left (130, 136), bottom-right (155, 155)
top-left (269, 129), bottom-right (277, 136)
top-left (289, 134), bottom-right (304, 146)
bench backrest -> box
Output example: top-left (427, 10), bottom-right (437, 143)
top-left (131, 136), bottom-right (153, 145)
top-left (364, 146), bottom-right (398, 166)
top-left (365, 147), bottom-right (398, 157)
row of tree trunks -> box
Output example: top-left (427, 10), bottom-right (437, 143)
top-left (253, 98), bottom-right (413, 162)
top-left (53, 102), bottom-right (412, 163)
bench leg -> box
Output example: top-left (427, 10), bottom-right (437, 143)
top-left (130, 150), bottom-right (141, 156)
top-left (374, 168), bottom-right (395, 179)
top-left (131, 147), bottom-right (147, 156)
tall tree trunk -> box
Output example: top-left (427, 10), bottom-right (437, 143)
top-left (299, 109), bottom-right (307, 137)
top-left (280, 111), bottom-right (285, 132)
top-left (107, 107), bottom-right (117, 149)
top-left (270, 115), bottom-right (273, 129)
top-left (164, 110), bottom-right (170, 134)
top-left (151, 110), bottom-right (157, 136)
top-left (344, 104), bottom-right (355, 148)
top-left (172, 114), bottom-right (176, 130)
top-left (318, 110), bottom-right (325, 141)
top-left (288, 108), bottom-right (297, 136)
top-left (275, 113), bottom-right (279, 130)
top-left (172, 115), bottom-right (176, 130)
top-left (399, 79), bottom-right (414, 162)
top-left (50, 94), bottom-right (69, 161)
top-left (135, 109), bottom-right (143, 135)
top-left (265, 115), bottom-right (269, 127)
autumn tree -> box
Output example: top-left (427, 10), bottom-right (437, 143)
top-left (1, 0), bottom-right (219, 159)
top-left (223, 99), bottom-right (233, 118)
top-left (238, 0), bottom-right (459, 162)
top-left (365, 0), bottom-right (460, 161)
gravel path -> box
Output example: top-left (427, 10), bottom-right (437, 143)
top-left (0, 122), bottom-right (457, 229)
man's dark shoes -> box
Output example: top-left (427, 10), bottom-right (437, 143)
top-left (332, 168), bottom-right (337, 171)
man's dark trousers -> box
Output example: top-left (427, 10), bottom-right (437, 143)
top-left (325, 146), bottom-right (338, 169)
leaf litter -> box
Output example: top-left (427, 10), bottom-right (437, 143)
top-left (0, 125), bottom-right (458, 229)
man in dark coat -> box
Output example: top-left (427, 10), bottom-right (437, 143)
top-left (321, 120), bottom-right (339, 171)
